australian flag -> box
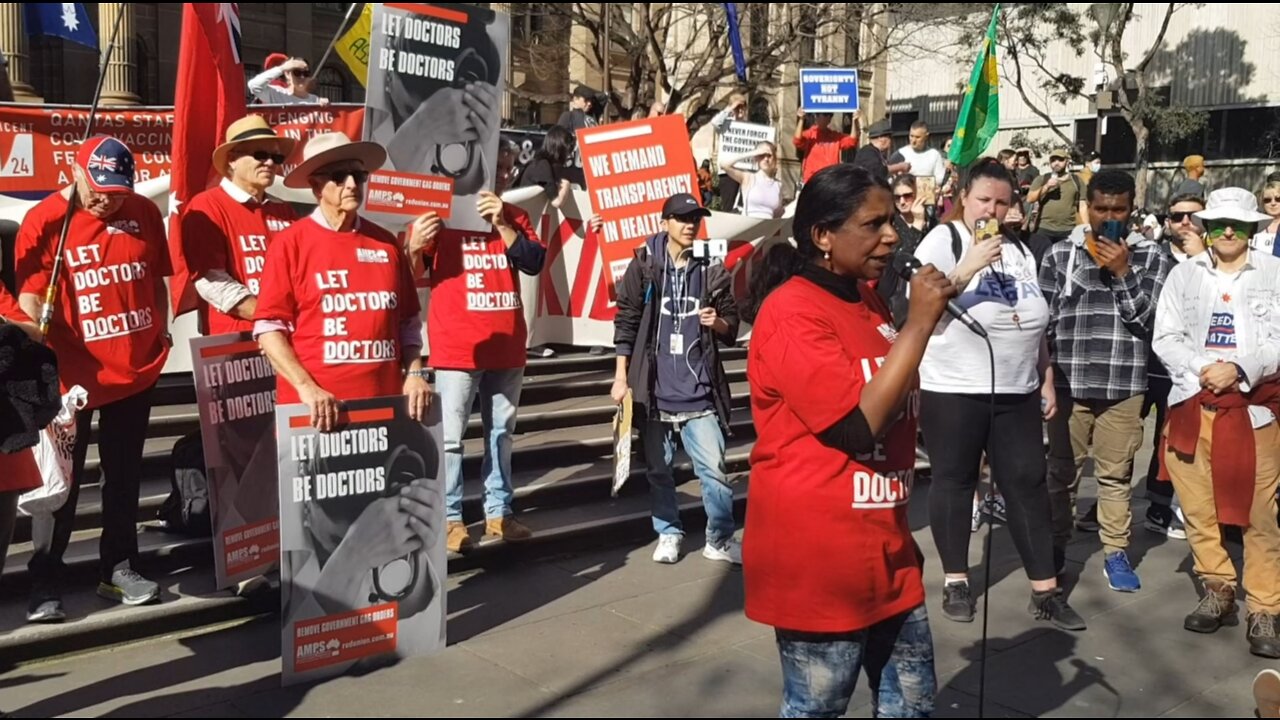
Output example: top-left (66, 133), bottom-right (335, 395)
top-left (23, 3), bottom-right (99, 50)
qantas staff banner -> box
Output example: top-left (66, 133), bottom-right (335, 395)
top-left (576, 115), bottom-right (703, 300)
top-left (0, 103), bottom-right (365, 197)
top-left (191, 332), bottom-right (280, 590)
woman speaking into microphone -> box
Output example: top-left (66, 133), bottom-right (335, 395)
top-left (742, 163), bottom-right (956, 718)
top-left (912, 158), bottom-right (1085, 631)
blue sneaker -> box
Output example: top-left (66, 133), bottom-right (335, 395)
top-left (1103, 551), bottom-right (1141, 593)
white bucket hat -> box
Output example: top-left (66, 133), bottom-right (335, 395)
top-left (1194, 187), bottom-right (1272, 224)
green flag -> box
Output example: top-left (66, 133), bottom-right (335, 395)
top-left (949, 5), bottom-right (1001, 167)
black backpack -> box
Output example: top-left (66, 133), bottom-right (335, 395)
top-left (157, 431), bottom-right (211, 536)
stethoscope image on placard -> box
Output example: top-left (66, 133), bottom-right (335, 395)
top-left (431, 47), bottom-right (490, 181)
top-left (369, 444), bottom-right (428, 604)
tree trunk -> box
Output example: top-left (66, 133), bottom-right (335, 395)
top-left (1131, 119), bottom-right (1151, 209)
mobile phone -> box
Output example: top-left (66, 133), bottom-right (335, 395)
top-left (918, 177), bottom-right (938, 206)
top-left (975, 218), bottom-right (1000, 243)
top-left (1100, 219), bottom-right (1126, 243)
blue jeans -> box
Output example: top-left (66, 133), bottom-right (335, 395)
top-left (643, 413), bottom-right (735, 545)
top-left (776, 605), bottom-right (936, 718)
top-left (438, 368), bottom-right (524, 521)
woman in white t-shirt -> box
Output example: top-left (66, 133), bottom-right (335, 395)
top-left (1253, 181), bottom-right (1280, 255)
top-left (912, 158), bottom-right (1084, 631)
top-left (719, 141), bottom-right (784, 219)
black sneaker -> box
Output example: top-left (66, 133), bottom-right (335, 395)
top-left (1075, 504), bottom-right (1100, 532)
top-left (26, 593), bottom-right (66, 624)
top-left (1145, 503), bottom-right (1173, 535)
top-left (1030, 589), bottom-right (1087, 631)
top-left (1249, 613), bottom-right (1280, 659)
top-left (98, 567), bottom-right (160, 606)
top-left (943, 582), bottom-right (975, 623)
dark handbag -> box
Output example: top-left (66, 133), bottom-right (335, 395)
top-left (0, 323), bottom-right (60, 453)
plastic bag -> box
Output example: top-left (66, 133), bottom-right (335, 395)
top-left (19, 386), bottom-right (89, 516)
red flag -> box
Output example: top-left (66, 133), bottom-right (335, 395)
top-left (168, 3), bottom-right (246, 317)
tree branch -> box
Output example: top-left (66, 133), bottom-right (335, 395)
top-left (1136, 2), bottom-right (1176, 73)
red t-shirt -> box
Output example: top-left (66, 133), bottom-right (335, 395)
top-left (794, 126), bottom-right (859, 183)
top-left (183, 180), bottom-right (298, 335)
top-left (254, 214), bottom-right (420, 405)
top-left (16, 192), bottom-right (172, 410)
top-left (0, 287), bottom-right (41, 493)
top-left (743, 275), bottom-right (923, 633)
top-left (426, 205), bottom-right (542, 370)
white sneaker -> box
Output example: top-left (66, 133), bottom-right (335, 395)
top-left (653, 534), bottom-right (682, 564)
top-left (702, 538), bottom-right (742, 565)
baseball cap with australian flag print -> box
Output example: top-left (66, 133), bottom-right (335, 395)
top-left (75, 136), bottom-right (136, 194)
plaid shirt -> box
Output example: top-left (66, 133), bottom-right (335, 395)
top-left (1039, 228), bottom-right (1172, 401)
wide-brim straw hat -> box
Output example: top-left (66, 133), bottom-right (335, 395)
top-left (211, 115), bottom-right (298, 175)
top-left (282, 132), bottom-right (387, 189)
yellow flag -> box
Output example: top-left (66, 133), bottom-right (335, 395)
top-left (336, 3), bottom-right (373, 87)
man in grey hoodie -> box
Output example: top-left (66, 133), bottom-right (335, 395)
top-left (611, 194), bottom-right (741, 565)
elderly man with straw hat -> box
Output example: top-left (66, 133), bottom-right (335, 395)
top-left (1153, 187), bottom-right (1280, 659)
top-left (182, 114), bottom-right (299, 335)
top-left (254, 132), bottom-right (433, 430)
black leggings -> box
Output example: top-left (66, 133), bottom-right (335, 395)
top-left (29, 386), bottom-right (154, 584)
top-left (920, 391), bottom-right (1056, 581)
top-left (1143, 374), bottom-right (1174, 503)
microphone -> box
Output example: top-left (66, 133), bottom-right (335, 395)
top-left (891, 254), bottom-right (989, 339)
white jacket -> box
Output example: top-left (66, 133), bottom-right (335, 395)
top-left (1153, 250), bottom-right (1280, 427)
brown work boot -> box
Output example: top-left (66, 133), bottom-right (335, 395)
top-left (1184, 580), bottom-right (1239, 634)
top-left (1249, 612), bottom-right (1280, 659)
top-left (481, 515), bottom-right (534, 545)
top-left (446, 521), bottom-right (473, 554)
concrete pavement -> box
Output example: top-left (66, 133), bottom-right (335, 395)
top-left (1, 475), bottom-right (1274, 718)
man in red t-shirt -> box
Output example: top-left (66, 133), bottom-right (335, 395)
top-left (411, 140), bottom-right (546, 553)
top-left (182, 115), bottom-right (298, 335)
top-left (254, 132), bottom-right (440, 620)
top-left (16, 136), bottom-right (172, 620)
top-left (254, 132), bottom-right (431, 428)
top-left (793, 107), bottom-right (861, 185)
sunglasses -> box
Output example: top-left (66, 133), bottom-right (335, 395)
top-left (757, 153), bottom-right (775, 160)
top-left (895, 192), bottom-right (916, 201)
top-left (1263, 196), bottom-right (1280, 204)
top-left (290, 68), bottom-right (312, 78)
top-left (243, 150), bottom-right (287, 165)
top-left (1168, 211), bottom-right (1194, 223)
top-left (320, 169), bottom-right (370, 185)
top-left (1205, 219), bottom-right (1255, 241)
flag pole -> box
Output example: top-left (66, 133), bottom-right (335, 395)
top-left (38, 8), bottom-right (129, 338)
top-left (310, 2), bottom-right (363, 92)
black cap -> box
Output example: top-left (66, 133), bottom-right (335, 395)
top-left (867, 121), bottom-right (892, 139)
top-left (661, 193), bottom-right (711, 220)
top-left (573, 84), bottom-right (600, 100)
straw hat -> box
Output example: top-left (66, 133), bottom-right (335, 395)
top-left (282, 132), bottom-right (387, 189)
top-left (211, 115), bottom-right (297, 175)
